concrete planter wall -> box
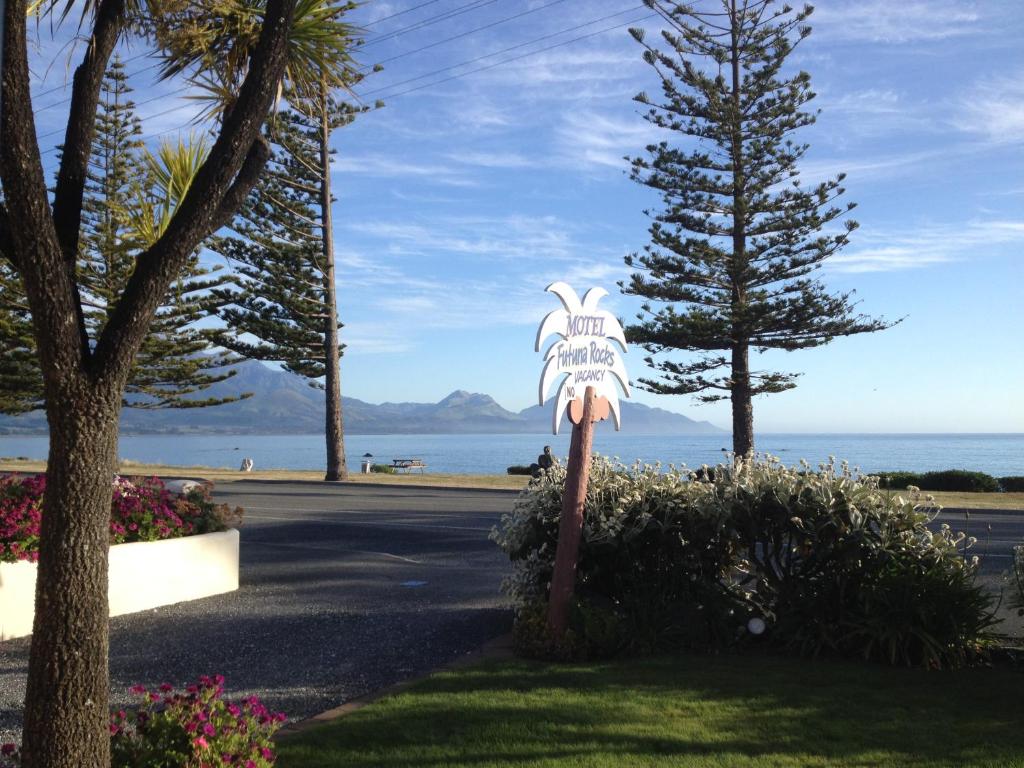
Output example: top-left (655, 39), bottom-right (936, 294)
top-left (0, 529), bottom-right (239, 641)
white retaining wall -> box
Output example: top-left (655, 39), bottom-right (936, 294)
top-left (0, 529), bottom-right (239, 641)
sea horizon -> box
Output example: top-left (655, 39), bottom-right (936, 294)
top-left (3, 432), bottom-right (1022, 476)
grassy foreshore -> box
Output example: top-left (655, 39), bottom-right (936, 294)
top-left (0, 458), bottom-right (531, 490)
top-left (1, 458), bottom-right (1022, 507)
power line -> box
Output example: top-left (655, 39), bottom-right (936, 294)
top-left (362, 5), bottom-right (647, 97)
top-left (31, 0), bottom-right (501, 117)
top-left (365, 0), bottom-right (571, 71)
top-left (37, 4), bottom-right (654, 156)
top-left (363, 0), bottom-right (446, 28)
top-left (376, 12), bottom-right (654, 100)
top-left (37, 81), bottom-right (191, 141)
top-left (31, 50), bottom-right (153, 112)
top-left (360, 0), bottom-right (503, 50)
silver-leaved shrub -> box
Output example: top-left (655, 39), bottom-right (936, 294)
top-left (492, 456), bottom-right (996, 667)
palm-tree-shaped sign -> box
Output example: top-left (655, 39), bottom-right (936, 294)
top-left (535, 282), bottom-right (630, 638)
top-left (536, 282), bottom-right (630, 434)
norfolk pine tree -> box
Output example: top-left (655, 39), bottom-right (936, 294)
top-left (79, 58), bottom-right (244, 409)
top-left (0, 57), bottom-right (248, 415)
top-left (623, 0), bottom-right (896, 457)
top-left (211, 65), bottom-right (373, 481)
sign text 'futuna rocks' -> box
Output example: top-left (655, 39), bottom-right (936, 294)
top-left (535, 282), bottom-right (630, 434)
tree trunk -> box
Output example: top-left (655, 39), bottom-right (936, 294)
top-left (727, 0), bottom-right (753, 462)
top-left (20, 384), bottom-right (121, 768)
top-left (731, 342), bottom-right (754, 459)
top-left (318, 79), bottom-right (346, 482)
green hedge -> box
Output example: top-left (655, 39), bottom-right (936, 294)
top-left (876, 469), bottom-right (1002, 493)
top-left (370, 464), bottom-right (396, 474)
top-left (999, 476), bottom-right (1024, 492)
top-left (918, 470), bottom-right (1000, 493)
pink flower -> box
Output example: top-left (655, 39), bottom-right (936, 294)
top-left (193, 736), bottom-right (209, 750)
top-left (1, 744), bottom-right (16, 757)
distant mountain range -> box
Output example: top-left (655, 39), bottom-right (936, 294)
top-left (0, 360), bottom-right (724, 436)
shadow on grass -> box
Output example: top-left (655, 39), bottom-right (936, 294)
top-left (277, 654), bottom-right (1024, 768)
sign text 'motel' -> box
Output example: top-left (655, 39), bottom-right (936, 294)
top-left (535, 282), bottom-right (630, 434)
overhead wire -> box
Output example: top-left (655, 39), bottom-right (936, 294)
top-left (363, 0), bottom-right (571, 71)
top-left (360, 5), bottom-right (649, 98)
top-left (359, 0), bottom-right (503, 49)
top-left (377, 12), bottom-right (655, 99)
top-left (36, 3), bottom-right (655, 157)
top-left (31, 0), bottom-right (506, 117)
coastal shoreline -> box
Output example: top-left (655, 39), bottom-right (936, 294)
top-left (2, 458), bottom-right (1023, 509)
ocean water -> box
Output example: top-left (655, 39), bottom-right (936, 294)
top-left (1, 432), bottom-right (1022, 476)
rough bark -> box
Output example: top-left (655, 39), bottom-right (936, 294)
top-left (728, 0), bottom-right (752, 460)
top-left (546, 385), bottom-right (597, 638)
top-left (21, 387), bottom-right (121, 768)
top-left (51, 0), bottom-right (127, 264)
top-left (319, 80), bottom-right (346, 482)
top-left (731, 343), bottom-right (754, 459)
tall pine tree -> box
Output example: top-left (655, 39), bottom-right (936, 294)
top-left (0, 259), bottom-right (37, 413)
top-left (0, 57), bottom-right (245, 414)
top-left (623, 0), bottom-right (895, 457)
top-left (211, 88), bottom-right (368, 480)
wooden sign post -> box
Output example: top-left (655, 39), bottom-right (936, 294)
top-left (535, 282), bottom-right (629, 638)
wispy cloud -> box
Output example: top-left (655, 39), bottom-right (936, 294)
top-left (476, 47), bottom-right (641, 97)
top-left (816, 88), bottom-right (942, 139)
top-left (554, 110), bottom-right (661, 170)
top-left (832, 219), bottom-right (1024, 273)
top-left (345, 214), bottom-right (577, 262)
top-left (333, 212), bottom-right (629, 337)
top-left (953, 70), bottom-right (1024, 145)
top-left (798, 148), bottom-right (951, 185)
top-left (445, 150), bottom-right (539, 168)
top-left (331, 154), bottom-right (479, 186)
top-left (813, 1), bottom-right (981, 43)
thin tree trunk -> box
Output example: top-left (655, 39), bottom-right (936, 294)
top-left (727, 0), bottom-right (753, 461)
top-left (731, 343), bottom-right (754, 459)
top-left (318, 79), bottom-right (346, 482)
top-left (21, 385), bottom-right (121, 768)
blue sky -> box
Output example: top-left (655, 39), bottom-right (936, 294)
top-left (26, 0), bottom-right (1024, 433)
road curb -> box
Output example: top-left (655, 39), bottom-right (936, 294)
top-left (232, 478), bottom-right (523, 495)
top-left (275, 632), bottom-right (515, 740)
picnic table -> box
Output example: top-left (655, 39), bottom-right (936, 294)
top-left (391, 458), bottom-right (427, 473)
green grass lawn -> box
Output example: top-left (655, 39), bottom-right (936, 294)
top-left (277, 653), bottom-right (1024, 768)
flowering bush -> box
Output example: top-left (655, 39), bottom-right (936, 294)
top-left (0, 475), bottom-right (241, 563)
top-left (0, 677), bottom-right (284, 768)
top-left (110, 676), bottom-right (285, 768)
top-left (493, 457), bottom-right (749, 657)
top-left (0, 475), bottom-right (44, 563)
top-left (493, 456), bottom-right (997, 667)
top-left (0, 742), bottom-right (19, 768)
